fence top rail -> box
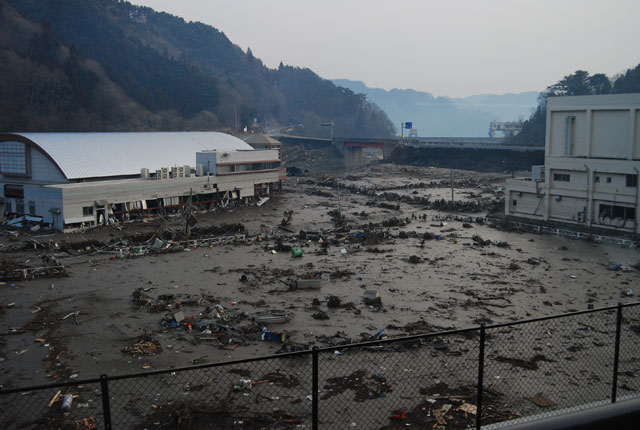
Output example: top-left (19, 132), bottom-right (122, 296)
top-left (103, 348), bottom-right (313, 382)
top-left (325, 325), bottom-right (481, 353)
top-left (483, 302), bottom-right (629, 330)
top-left (320, 302), bottom-right (638, 353)
top-left (1, 301), bottom-right (638, 395)
top-left (0, 349), bottom-right (312, 395)
top-left (0, 375), bottom-right (106, 396)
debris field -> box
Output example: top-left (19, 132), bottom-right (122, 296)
top-left (1, 164), bottom-right (639, 428)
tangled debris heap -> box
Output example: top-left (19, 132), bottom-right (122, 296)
top-left (130, 289), bottom-right (265, 350)
top-left (122, 335), bottom-right (162, 356)
top-left (0, 255), bottom-right (67, 281)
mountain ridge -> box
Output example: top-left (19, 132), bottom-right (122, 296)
top-left (333, 79), bottom-right (538, 137)
top-left (0, 0), bottom-right (395, 137)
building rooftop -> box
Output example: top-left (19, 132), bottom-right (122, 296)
top-left (547, 93), bottom-right (640, 108)
top-left (241, 133), bottom-right (282, 145)
top-left (2, 132), bottom-right (253, 180)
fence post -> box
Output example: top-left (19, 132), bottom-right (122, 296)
top-left (611, 303), bottom-right (623, 403)
top-left (100, 374), bottom-right (112, 430)
top-left (312, 346), bottom-right (319, 430)
top-left (476, 324), bottom-right (486, 430)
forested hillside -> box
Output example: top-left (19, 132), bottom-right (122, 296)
top-left (0, 0), bottom-right (395, 137)
top-left (512, 65), bottom-right (640, 146)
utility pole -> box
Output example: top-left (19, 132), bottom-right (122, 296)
top-left (337, 179), bottom-right (342, 222)
top-left (234, 105), bottom-right (238, 130)
top-left (450, 168), bottom-right (454, 202)
top-left (185, 188), bottom-right (193, 239)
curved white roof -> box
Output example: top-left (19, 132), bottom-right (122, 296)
top-left (12, 132), bottom-right (253, 180)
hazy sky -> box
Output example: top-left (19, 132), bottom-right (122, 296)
top-left (132, 0), bottom-right (640, 97)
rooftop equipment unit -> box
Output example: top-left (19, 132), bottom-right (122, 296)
top-left (532, 165), bottom-right (544, 181)
top-left (172, 166), bottom-right (186, 179)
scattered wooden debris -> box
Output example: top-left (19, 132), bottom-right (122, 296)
top-left (122, 335), bottom-right (162, 356)
top-left (528, 396), bottom-right (555, 407)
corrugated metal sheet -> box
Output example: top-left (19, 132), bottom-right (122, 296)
top-left (16, 132), bottom-right (253, 180)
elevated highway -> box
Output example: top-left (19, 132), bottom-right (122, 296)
top-left (269, 133), bottom-right (544, 168)
top-left (404, 136), bottom-right (544, 151)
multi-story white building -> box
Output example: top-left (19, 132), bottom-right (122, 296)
top-left (0, 132), bottom-right (284, 231)
top-left (506, 93), bottom-right (640, 235)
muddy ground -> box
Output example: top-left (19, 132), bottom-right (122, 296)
top-left (1, 163), bottom-right (639, 428)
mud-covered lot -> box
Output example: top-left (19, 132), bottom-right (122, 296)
top-left (1, 164), bottom-right (639, 427)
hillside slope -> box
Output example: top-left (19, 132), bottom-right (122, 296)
top-left (0, 0), bottom-right (395, 137)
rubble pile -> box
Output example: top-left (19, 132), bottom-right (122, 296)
top-left (0, 255), bottom-right (66, 281)
top-left (307, 177), bottom-right (505, 214)
top-left (129, 289), bottom-right (265, 350)
top-left (379, 382), bottom-right (513, 429)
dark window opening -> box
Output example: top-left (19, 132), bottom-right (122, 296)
top-left (512, 200), bottom-right (517, 206)
top-left (83, 206), bottom-right (94, 216)
top-left (606, 177), bottom-right (612, 183)
top-left (4, 184), bottom-right (24, 198)
top-left (595, 176), bottom-right (600, 183)
top-left (626, 174), bottom-right (638, 187)
top-left (28, 201), bottom-right (36, 215)
top-left (553, 173), bottom-right (570, 182)
top-left (599, 204), bottom-right (635, 221)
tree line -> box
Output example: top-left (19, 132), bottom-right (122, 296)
top-left (512, 65), bottom-right (640, 146)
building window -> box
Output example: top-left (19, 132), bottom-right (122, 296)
top-left (28, 201), bottom-right (36, 215)
top-left (595, 176), bottom-right (600, 183)
top-left (5, 201), bottom-right (11, 213)
top-left (553, 173), bottom-right (570, 182)
top-left (512, 200), bottom-right (517, 206)
top-left (16, 198), bottom-right (24, 214)
top-left (83, 206), bottom-right (94, 216)
top-left (626, 174), bottom-right (638, 187)
top-left (599, 204), bottom-right (635, 220)
top-left (0, 141), bottom-right (28, 175)
top-left (217, 161), bottom-right (281, 174)
top-left (607, 177), bottom-right (612, 183)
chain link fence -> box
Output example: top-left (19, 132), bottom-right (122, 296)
top-left (1, 303), bottom-right (639, 429)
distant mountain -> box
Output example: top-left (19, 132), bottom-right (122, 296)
top-left (333, 79), bottom-right (538, 137)
top-left (452, 92), bottom-right (539, 122)
top-left (0, 0), bottom-right (394, 137)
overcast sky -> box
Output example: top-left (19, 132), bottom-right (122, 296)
top-left (132, 0), bottom-right (640, 98)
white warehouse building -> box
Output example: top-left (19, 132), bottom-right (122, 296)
top-left (0, 132), bottom-right (284, 231)
top-left (506, 93), bottom-right (640, 235)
